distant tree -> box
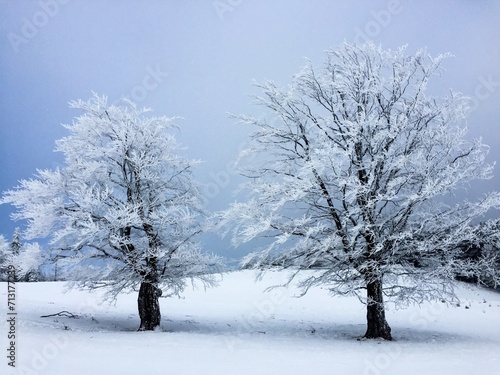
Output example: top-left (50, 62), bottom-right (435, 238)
top-left (1, 94), bottom-right (222, 330)
top-left (6, 228), bottom-right (46, 282)
top-left (217, 43), bottom-right (500, 340)
top-left (455, 221), bottom-right (500, 288)
top-left (10, 227), bottom-right (21, 256)
top-left (0, 235), bottom-right (9, 281)
top-left (7, 228), bottom-right (23, 281)
top-left (11, 242), bottom-right (44, 282)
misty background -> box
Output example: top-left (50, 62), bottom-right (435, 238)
top-left (1, 0), bottom-right (499, 259)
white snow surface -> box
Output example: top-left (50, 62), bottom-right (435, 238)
top-left (2, 270), bottom-right (500, 375)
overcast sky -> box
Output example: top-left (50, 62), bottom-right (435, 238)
top-left (1, 0), bottom-right (500, 257)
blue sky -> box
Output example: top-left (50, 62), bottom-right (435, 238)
top-left (1, 0), bottom-right (499, 257)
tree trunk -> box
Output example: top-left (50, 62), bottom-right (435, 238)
top-left (137, 282), bottom-right (162, 331)
top-left (364, 277), bottom-right (392, 340)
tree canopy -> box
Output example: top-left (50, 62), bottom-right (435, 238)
top-left (217, 43), bottom-right (500, 339)
top-left (2, 94), bottom-right (222, 330)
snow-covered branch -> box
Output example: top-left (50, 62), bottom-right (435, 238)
top-left (215, 42), bottom-right (500, 340)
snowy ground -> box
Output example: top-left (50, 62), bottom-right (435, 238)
top-left (1, 270), bottom-right (499, 375)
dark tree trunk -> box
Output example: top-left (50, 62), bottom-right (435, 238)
top-left (137, 281), bottom-right (162, 331)
top-left (364, 277), bottom-right (392, 340)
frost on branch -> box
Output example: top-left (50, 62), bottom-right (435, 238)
top-left (11, 242), bottom-right (44, 282)
top-left (1, 94), bottom-right (223, 330)
top-left (0, 229), bottom-right (44, 282)
top-left (217, 42), bottom-right (500, 340)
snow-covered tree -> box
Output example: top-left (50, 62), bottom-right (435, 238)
top-left (0, 235), bottom-right (9, 281)
top-left (11, 242), bottom-right (44, 282)
top-left (7, 227), bottom-right (45, 282)
top-left (6, 228), bottom-right (23, 281)
top-left (217, 43), bottom-right (500, 340)
top-left (1, 94), bottom-right (222, 330)
top-left (10, 227), bottom-right (21, 256)
top-left (456, 221), bottom-right (500, 289)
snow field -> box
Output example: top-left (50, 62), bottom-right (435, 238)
top-left (1, 270), bottom-right (499, 375)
